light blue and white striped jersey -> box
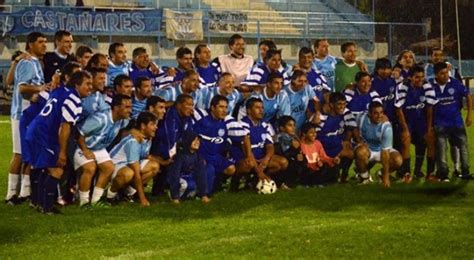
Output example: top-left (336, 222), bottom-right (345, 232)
top-left (198, 86), bottom-right (243, 114)
top-left (110, 134), bottom-right (151, 166)
top-left (107, 60), bottom-right (131, 87)
top-left (156, 84), bottom-right (203, 107)
top-left (81, 91), bottom-right (110, 120)
top-left (241, 63), bottom-right (290, 88)
top-left (11, 57), bottom-right (45, 120)
top-left (312, 55), bottom-right (337, 91)
top-left (238, 87), bottom-right (291, 123)
top-left (357, 112), bottom-right (393, 152)
top-left (131, 95), bottom-right (147, 119)
top-left (78, 110), bottom-right (130, 151)
top-left (283, 84), bottom-right (316, 130)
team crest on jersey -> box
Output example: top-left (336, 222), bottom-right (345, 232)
top-left (316, 78), bottom-right (321, 85)
top-left (261, 133), bottom-right (266, 141)
top-left (419, 96), bottom-right (426, 102)
top-left (273, 103), bottom-right (278, 109)
top-left (448, 88), bottom-right (455, 95)
top-left (390, 87), bottom-right (394, 93)
top-left (218, 129), bottom-right (225, 137)
top-left (339, 121), bottom-right (345, 128)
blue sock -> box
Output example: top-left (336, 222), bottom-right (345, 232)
top-left (42, 175), bottom-right (59, 211)
top-left (37, 170), bottom-right (47, 208)
top-left (30, 169), bottom-right (39, 206)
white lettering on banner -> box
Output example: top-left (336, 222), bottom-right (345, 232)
top-left (20, 10), bottom-right (147, 33)
top-left (208, 11), bottom-right (248, 33)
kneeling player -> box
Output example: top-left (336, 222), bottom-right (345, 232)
top-left (354, 102), bottom-right (403, 187)
top-left (108, 112), bottom-right (160, 207)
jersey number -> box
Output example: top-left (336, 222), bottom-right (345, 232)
top-left (40, 98), bottom-right (58, 117)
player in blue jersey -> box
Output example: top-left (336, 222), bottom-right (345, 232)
top-left (194, 95), bottom-right (246, 193)
top-left (129, 47), bottom-right (165, 91)
top-left (231, 98), bottom-right (288, 191)
top-left (395, 50), bottom-right (417, 81)
top-left (316, 92), bottom-right (357, 183)
top-left (198, 72), bottom-right (244, 115)
top-left (239, 73), bottom-right (291, 125)
top-left (395, 66), bottom-right (437, 182)
top-left (108, 112), bottom-right (160, 207)
top-left (158, 47), bottom-right (194, 89)
top-left (344, 71), bottom-right (382, 121)
top-left (81, 67), bottom-right (110, 120)
top-left (156, 69), bottom-right (203, 107)
top-left (6, 32), bottom-right (49, 205)
top-left (241, 49), bottom-right (290, 93)
top-left (354, 102), bottom-right (402, 187)
top-left (372, 58), bottom-right (397, 122)
top-left (429, 62), bottom-right (473, 181)
top-left (131, 77), bottom-right (152, 119)
top-left (313, 39), bottom-right (337, 91)
top-left (294, 47), bottom-right (330, 98)
top-left (26, 71), bottom-right (92, 214)
top-left (283, 70), bottom-right (318, 131)
top-left (107, 42), bottom-right (130, 87)
top-left (74, 94), bottom-right (132, 206)
top-left (194, 43), bottom-right (220, 88)
top-left (149, 94), bottom-right (195, 195)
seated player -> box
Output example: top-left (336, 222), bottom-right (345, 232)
top-left (300, 123), bottom-right (340, 186)
top-left (26, 71), bottom-right (92, 214)
top-left (274, 116), bottom-right (306, 188)
top-left (194, 95), bottom-right (244, 193)
top-left (167, 131), bottom-right (210, 204)
top-left (74, 94), bottom-right (132, 207)
top-left (232, 98), bottom-right (288, 190)
top-left (354, 102), bottom-right (403, 187)
top-left (395, 65), bottom-right (437, 182)
top-left (429, 62), bottom-right (473, 181)
top-left (108, 112), bottom-right (160, 206)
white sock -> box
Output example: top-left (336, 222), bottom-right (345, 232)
top-left (126, 186), bottom-right (136, 196)
top-left (79, 190), bottom-right (90, 205)
top-left (6, 173), bottom-right (20, 200)
top-left (19, 175), bottom-right (31, 198)
top-left (91, 187), bottom-right (105, 203)
top-left (360, 171), bottom-right (369, 179)
top-left (107, 187), bottom-right (117, 199)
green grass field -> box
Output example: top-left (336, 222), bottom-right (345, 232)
top-left (0, 116), bottom-right (473, 258)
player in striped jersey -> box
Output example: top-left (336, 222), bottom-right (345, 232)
top-left (157, 47), bottom-right (194, 89)
top-left (231, 98), bottom-right (288, 190)
top-left (395, 50), bottom-right (417, 81)
top-left (26, 71), bottom-right (92, 214)
top-left (283, 70), bottom-right (318, 131)
top-left (344, 71), bottom-right (382, 122)
top-left (131, 77), bottom-right (152, 119)
top-left (241, 49), bottom-right (290, 93)
top-left (239, 73), bottom-right (291, 125)
top-left (107, 42), bottom-right (131, 88)
top-left (6, 32), bottom-right (48, 205)
top-left (81, 67), bottom-right (110, 120)
top-left (429, 62), bottom-right (473, 181)
top-left (313, 39), bottom-right (337, 91)
top-left (194, 95), bottom-right (246, 193)
top-left (74, 94), bottom-right (131, 206)
top-left (156, 70), bottom-right (203, 107)
top-left (198, 72), bottom-right (244, 115)
top-left (108, 112), bottom-right (159, 207)
top-left (354, 102), bottom-right (402, 187)
top-left (316, 92), bottom-right (357, 183)
top-left (371, 58), bottom-right (397, 122)
top-left (129, 47), bottom-right (165, 91)
top-left (395, 66), bottom-right (437, 182)
top-left (294, 47), bottom-right (330, 97)
top-left (194, 44), bottom-right (220, 89)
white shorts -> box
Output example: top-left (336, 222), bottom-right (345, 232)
top-left (369, 148), bottom-right (398, 163)
top-left (11, 118), bottom-right (21, 154)
top-left (111, 159), bottom-right (149, 180)
top-left (73, 148), bottom-right (111, 170)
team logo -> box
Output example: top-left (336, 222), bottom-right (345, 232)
top-left (389, 87), bottom-right (394, 93)
top-left (339, 121), bottom-right (345, 128)
top-left (261, 133), bottom-right (267, 141)
top-left (218, 129), bottom-right (225, 137)
top-left (448, 88), bottom-right (455, 95)
top-left (419, 96), bottom-right (426, 102)
top-left (0, 16), bottom-right (14, 35)
top-left (273, 103), bottom-right (278, 109)
top-left (316, 78), bottom-right (321, 85)
top-left (302, 96), bottom-right (308, 103)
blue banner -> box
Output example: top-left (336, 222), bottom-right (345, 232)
top-left (0, 7), bottom-right (162, 35)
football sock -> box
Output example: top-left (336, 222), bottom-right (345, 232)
top-left (106, 187), bottom-right (117, 199)
top-left (426, 157), bottom-right (435, 174)
top-left (6, 173), bottom-right (20, 200)
top-left (91, 187), bottom-right (104, 203)
top-left (79, 190), bottom-right (90, 206)
top-left (125, 186), bottom-right (136, 196)
top-left (19, 174), bottom-right (31, 198)
top-left (43, 175), bottom-right (59, 211)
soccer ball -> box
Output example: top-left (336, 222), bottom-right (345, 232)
top-left (256, 179), bottom-right (277, 194)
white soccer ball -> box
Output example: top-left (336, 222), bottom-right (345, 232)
top-left (256, 179), bottom-right (277, 194)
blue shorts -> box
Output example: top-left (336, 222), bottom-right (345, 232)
top-left (28, 140), bottom-right (58, 169)
top-left (230, 147), bottom-right (265, 163)
top-left (205, 154), bottom-right (234, 174)
top-left (179, 175), bottom-right (197, 199)
top-left (19, 118), bottom-right (31, 164)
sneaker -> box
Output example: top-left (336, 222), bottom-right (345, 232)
top-left (358, 178), bottom-right (371, 185)
top-left (106, 196), bottom-right (120, 205)
top-left (4, 195), bottom-right (21, 206)
top-left (403, 174), bottom-right (413, 184)
top-left (79, 203), bottom-right (91, 209)
top-left (17, 196), bottom-right (30, 204)
top-left (414, 171), bottom-right (425, 178)
top-left (459, 174), bottom-right (473, 180)
top-left (90, 199), bottom-right (111, 208)
top-left (453, 170), bottom-right (461, 178)
top-left (439, 177), bottom-right (450, 183)
top-left (280, 183), bottom-right (291, 190)
top-left (43, 206), bottom-right (62, 215)
top-left (425, 174), bottom-right (439, 182)
top-left (56, 196), bottom-right (67, 207)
